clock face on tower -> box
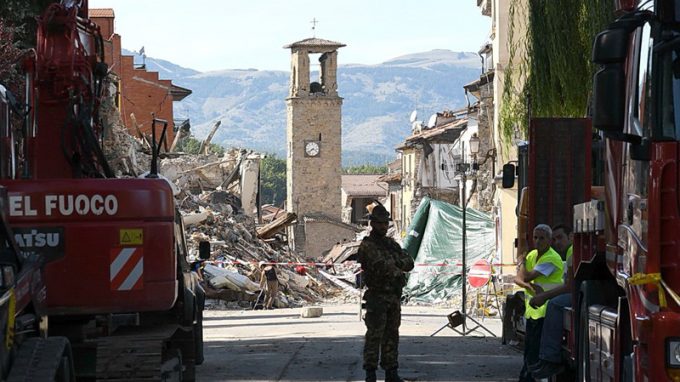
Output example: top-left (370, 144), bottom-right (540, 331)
top-left (304, 141), bottom-right (320, 157)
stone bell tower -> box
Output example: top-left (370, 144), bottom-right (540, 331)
top-left (284, 38), bottom-right (345, 220)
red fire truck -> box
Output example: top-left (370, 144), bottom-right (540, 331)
top-left (566, 0), bottom-right (680, 380)
top-left (504, 1), bottom-right (680, 380)
top-left (507, 0), bottom-right (680, 381)
top-left (0, 2), bottom-right (205, 380)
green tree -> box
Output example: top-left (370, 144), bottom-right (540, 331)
top-left (0, 0), bottom-right (54, 48)
top-left (0, 19), bottom-right (24, 94)
top-left (342, 164), bottom-right (388, 175)
top-left (260, 155), bottom-right (286, 206)
top-left (0, 0), bottom-right (54, 94)
top-left (176, 136), bottom-right (225, 156)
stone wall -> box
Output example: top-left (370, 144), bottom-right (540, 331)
top-left (286, 97), bottom-right (343, 220)
top-left (303, 220), bottom-right (358, 260)
top-left (400, 149), bottom-right (418, 231)
top-left (474, 80), bottom-right (496, 214)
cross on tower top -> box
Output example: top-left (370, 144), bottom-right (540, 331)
top-left (310, 18), bottom-right (318, 36)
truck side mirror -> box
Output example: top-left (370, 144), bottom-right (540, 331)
top-left (198, 241), bottom-right (211, 261)
top-left (592, 28), bottom-right (628, 133)
top-left (592, 65), bottom-right (625, 132)
top-left (502, 164), bottom-right (515, 188)
top-left (592, 28), bottom-right (628, 64)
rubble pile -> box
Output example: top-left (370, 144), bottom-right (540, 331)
top-left (100, 97), bottom-right (350, 309)
top-left (100, 89), bottom-right (151, 177)
top-left (181, 192), bottom-right (348, 307)
top-left (160, 150), bottom-right (243, 194)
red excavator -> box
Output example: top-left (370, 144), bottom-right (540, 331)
top-left (0, 1), bottom-right (205, 380)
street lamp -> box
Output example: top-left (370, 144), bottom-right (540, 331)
top-left (469, 133), bottom-right (481, 158)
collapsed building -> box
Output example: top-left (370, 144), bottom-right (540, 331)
top-left (100, 77), bottom-right (361, 309)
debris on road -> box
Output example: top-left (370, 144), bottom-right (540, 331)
top-left (300, 306), bottom-right (323, 318)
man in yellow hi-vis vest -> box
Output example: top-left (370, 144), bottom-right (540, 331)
top-left (530, 224), bottom-right (574, 379)
top-left (514, 224), bottom-right (564, 382)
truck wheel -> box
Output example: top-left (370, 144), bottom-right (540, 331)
top-left (577, 298), bottom-right (590, 382)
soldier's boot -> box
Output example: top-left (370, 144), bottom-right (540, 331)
top-left (385, 368), bottom-right (405, 382)
top-left (365, 369), bottom-right (377, 382)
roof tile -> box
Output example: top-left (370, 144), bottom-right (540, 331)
top-left (284, 37), bottom-right (346, 51)
top-left (89, 8), bottom-right (114, 18)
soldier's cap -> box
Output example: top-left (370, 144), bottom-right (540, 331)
top-left (367, 204), bottom-right (391, 223)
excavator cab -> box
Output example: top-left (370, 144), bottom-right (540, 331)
top-left (0, 84), bottom-right (24, 180)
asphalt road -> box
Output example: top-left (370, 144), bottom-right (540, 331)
top-left (195, 303), bottom-right (522, 381)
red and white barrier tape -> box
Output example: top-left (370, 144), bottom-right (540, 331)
top-left (205, 261), bottom-right (507, 276)
top-left (206, 259), bottom-right (515, 268)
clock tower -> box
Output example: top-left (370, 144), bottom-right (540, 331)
top-left (285, 37), bottom-right (345, 222)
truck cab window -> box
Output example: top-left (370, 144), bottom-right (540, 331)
top-left (622, 23), bottom-right (653, 228)
top-left (657, 31), bottom-right (680, 139)
top-left (632, 23), bottom-right (652, 137)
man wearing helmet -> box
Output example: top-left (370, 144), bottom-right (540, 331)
top-left (357, 203), bottom-right (414, 382)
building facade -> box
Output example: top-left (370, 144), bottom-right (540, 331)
top-left (474, 0), bottom-right (528, 274)
top-left (90, 8), bottom-right (190, 146)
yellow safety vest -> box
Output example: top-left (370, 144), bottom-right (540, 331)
top-left (524, 247), bottom-right (564, 319)
top-left (563, 245), bottom-right (573, 280)
top-left (566, 245), bottom-right (573, 265)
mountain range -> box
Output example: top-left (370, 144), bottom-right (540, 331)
top-left (127, 49), bottom-right (483, 165)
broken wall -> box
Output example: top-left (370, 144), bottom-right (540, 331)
top-left (240, 156), bottom-right (261, 217)
top-left (301, 220), bottom-right (359, 260)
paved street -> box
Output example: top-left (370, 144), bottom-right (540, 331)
top-left (196, 303), bottom-right (522, 381)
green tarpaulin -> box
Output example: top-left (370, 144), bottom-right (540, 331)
top-left (402, 197), bottom-right (431, 259)
top-left (403, 198), bottom-right (495, 304)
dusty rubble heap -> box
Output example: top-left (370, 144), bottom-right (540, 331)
top-left (181, 193), bottom-right (348, 307)
top-left (100, 98), bottom-right (349, 309)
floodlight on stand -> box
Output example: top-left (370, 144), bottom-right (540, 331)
top-left (429, 133), bottom-right (496, 339)
top-left (469, 133), bottom-right (481, 155)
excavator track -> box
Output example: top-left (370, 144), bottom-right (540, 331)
top-left (7, 337), bottom-right (73, 382)
top-left (95, 325), bottom-right (186, 381)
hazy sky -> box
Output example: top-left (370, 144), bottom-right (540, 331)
top-left (88, 0), bottom-right (491, 72)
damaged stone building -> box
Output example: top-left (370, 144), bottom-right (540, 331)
top-left (341, 174), bottom-right (388, 226)
top-left (397, 110), bottom-right (487, 231)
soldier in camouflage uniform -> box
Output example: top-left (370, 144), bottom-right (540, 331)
top-left (358, 204), bottom-right (414, 382)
